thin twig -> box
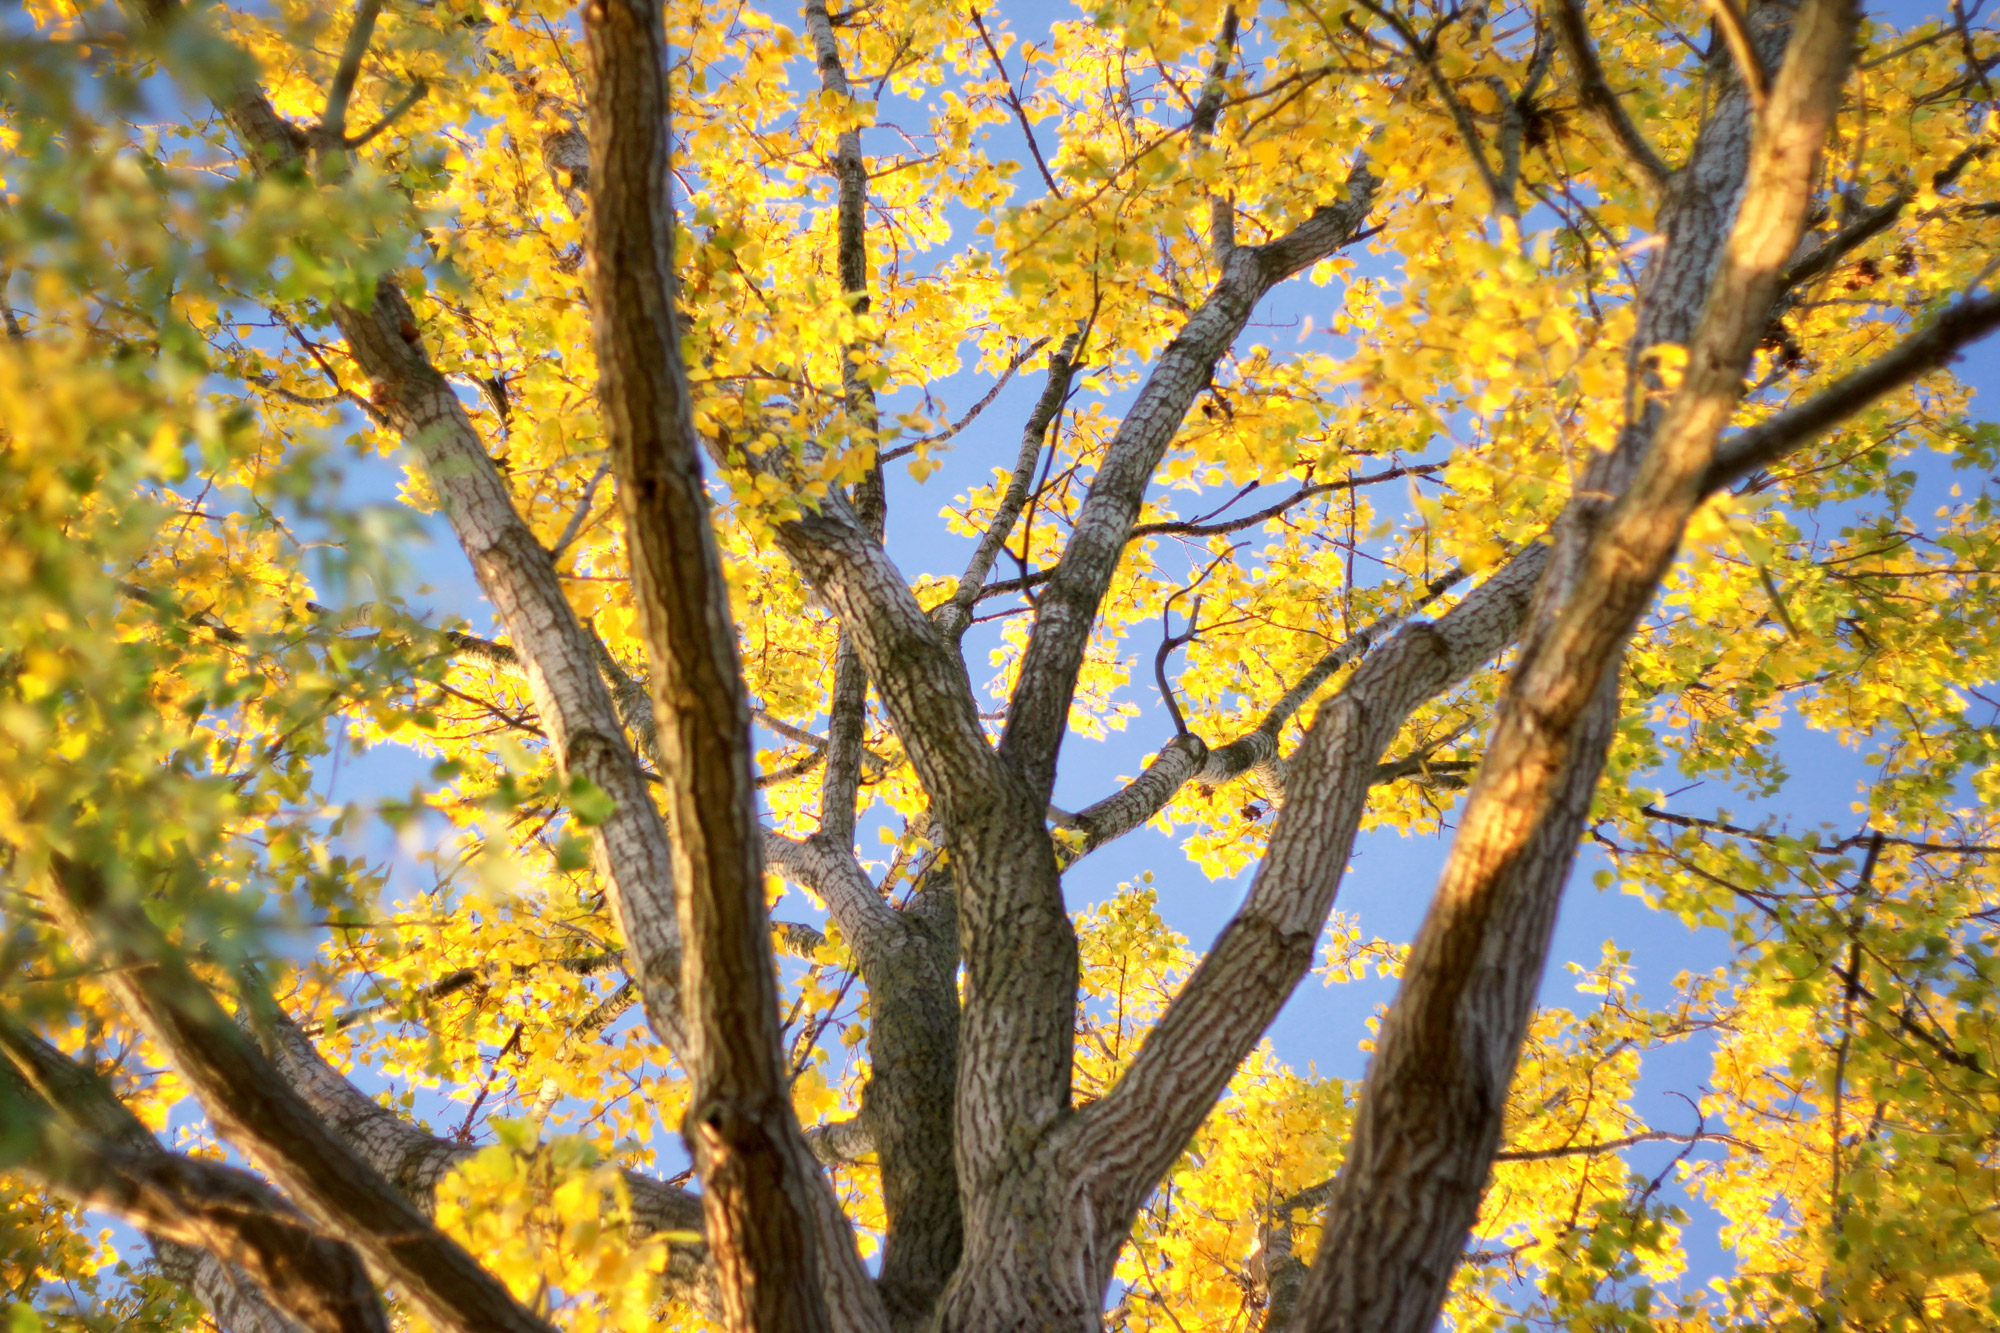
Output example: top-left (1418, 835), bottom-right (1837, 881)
top-left (878, 337), bottom-right (1049, 462)
top-left (970, 8), bottom-right (1063, 196)
top-left (345, 78), bottom-right (429, 149)
top-left (552, 458), bottom-right (613, 557)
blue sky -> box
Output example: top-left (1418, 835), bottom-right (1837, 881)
top-left (265, 0), bottom-right (1999, 1297)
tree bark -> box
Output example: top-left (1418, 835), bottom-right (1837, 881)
top-left (579, 3), bottom-right (878, 1330)
top-left (42, 855), bottom-right (555, 1333)
top-left (124, 0), bottom-right (691, 1055)
top-left (1292, 5), bottom-right (1859, 1330)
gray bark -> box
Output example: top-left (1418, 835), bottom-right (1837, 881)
top-left (1291, 5), bottom-right (1859, 1330)
top-left (53, 7), bottom-right (2000, 1333)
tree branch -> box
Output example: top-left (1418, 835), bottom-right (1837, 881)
top-left (1129, 464), bottom-right (1447, 541)
top-left (1706, 288), bottom-right (2000, 492)
top-left (319, 0), bottom-right (384, 147)
top-left (1289, 6), bottom-right (1856, 1328)
top-left (1354, 0), bottom-right (1515, 218)
top-left (932, 334), bottom-right (1080, 642)
top-left (0, 1016), bottom-right (334, 1333)
top-left (969, 8), bottom-right (1062, 196)
top-left (0, 1068), bottom-right (388, 1333)
top-left (1546, 0), bottom-right (1673, 195)
top-left (128, 0), bottom-right (691, 1055)
top-left (997, 160), bottom-right (1379, 798)
top-left (1190, 7), bottom-right (1242, 257)
top-left (1058, 559), bottom-right (1478, 859)
top-left (1636, 804), bottom-right (2000, 855)
top-left (1780, 144), bottom-right (1985, 291)
top-left (343, 77), bottom-right (428, 149)
top-left (1492, 1126), bottom-right (1752, 1161)
top-left (1062, 542), bottom-right (1549, 1235)
top-left (43, 854), bottom-right (557, 1333)
top-left (580, 1), bottom-right (881, 1327)
top-left (1708, 0), bottom-right (1772, 109)
top-left (820, 632), bottom-right (872, 846)
top-left (762, 831), bottom-right (900, 962)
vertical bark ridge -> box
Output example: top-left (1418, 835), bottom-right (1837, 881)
top-left (762, 827), bottom-right (967, 1330)
top-left (933, 155), bottom-right (1381, 1333)
top-left (1293, 6), bottom-right (1858, 1331)
top-left (578, 2), bottom-right (881, 1330)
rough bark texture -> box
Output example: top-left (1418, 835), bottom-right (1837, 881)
top-left (0, 1019), bottom-right (343, 1333)
top-left (579, 3), bottom-right (875, 1330)
top-left (919, 165), bottom-right (1385, 1333)
top-left (257, 1012), bottom-right (710, 1276)
top-left (42, 857), bottom-right (555, 1333)
top-left (997, 169), bottom-right (1382, 800)
top-left (1291, 5), bottom-right (1859, 1331)
top-left (66, 7), bottom-right (2000, 1333)
top-left (127, 0), bottom-right (691, 1057)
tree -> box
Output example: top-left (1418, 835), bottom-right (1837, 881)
top-left (3, 0), bottom-right (1999, 1328)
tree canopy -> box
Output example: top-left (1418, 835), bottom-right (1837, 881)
top-left (3, 0), bottom-right (2000, 1331)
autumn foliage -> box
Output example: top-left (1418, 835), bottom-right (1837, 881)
top-left (3, 0), bottom-right (2000, 1331)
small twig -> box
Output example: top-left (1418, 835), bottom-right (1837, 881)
top-left (1188, 7), bottom-right (1242, 257)
top-left (1353, 0), bottom-right (1515, 217)
top-left (345, 78), bottom-right (429, 149)
top-left (552, 458), bottom-right (613, 557)
top-left (969, 8), bottom-right (1062, 196)
top-left (879, 337), bottom-right (1049, 462)
top-left (1950, 0), bottom-right (1998, 103)
top-left (1154, 597), bottom-right (1201, 737)
top-left (1548, 0), bottom-right (1673, 196)
top-left (452, 1020), bottom-right (526, 1143)
top-left (1131, 463), bottom-right (1447, 540)
top-left (1638, 805), bottom-right (2000, 856)
top-left (1493, 1126), bottom-right (1755, 1162)
top-left (1152, 551), bottom-right (1233, 735)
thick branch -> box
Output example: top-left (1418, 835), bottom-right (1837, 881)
top-left (998, 161), bottom-right (1379, 797)
top-left (1706, 289), bottom-right (2000, 491)
top-left (129, 0), bottom-right (690, 1054)
top-left (580, 3), bottom-right (876, 1329)
top-left (319, 0), bottom-right (383, 147)
top-left (0, 1100), bottom-right (388, 1333)
top-left (1291, 7), bottom-right (1856, 1330)
top-left (763, 831), bottom-right (900, 961)
top-left (255, 1011), bottom-right (706, 1247)
top-left (820, 632), bottom-right (871, 844)
top-left (0, 1018), bottom-right (323, 1333)
top-left (44, 855), bottom-right (555, 1333)
top-left (1493, 1127), bottom-right (1751, 1161)
top-left (1063, 542), bottom-right (1549, 1235)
